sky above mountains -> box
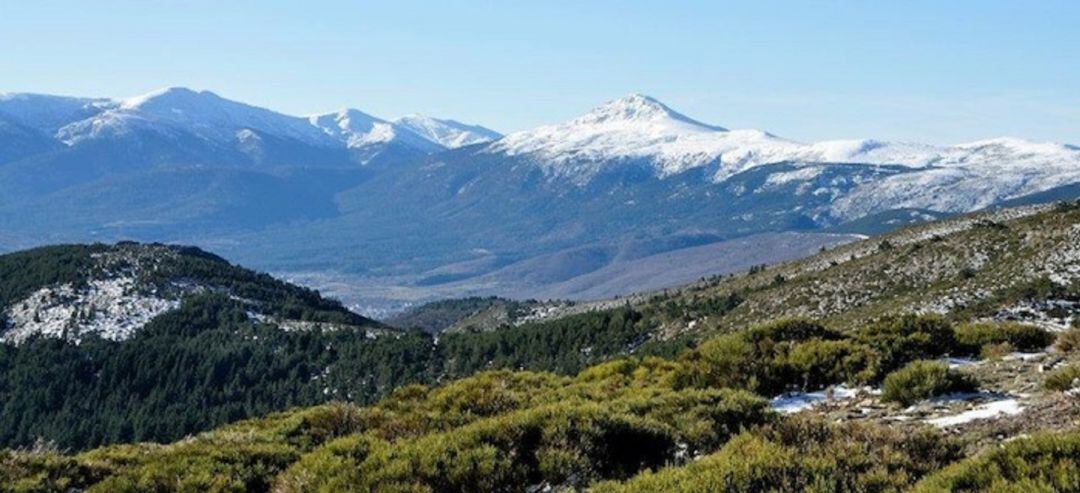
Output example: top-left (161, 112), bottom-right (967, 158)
top-left (1, 1), bottom-right (1077, 144)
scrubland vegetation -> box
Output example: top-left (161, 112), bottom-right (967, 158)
top-left (4, 313), bottom-right (1076, 492)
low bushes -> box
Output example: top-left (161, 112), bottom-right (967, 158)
top-left (881, 360), bottom-right (977, 406)
top-left (593, 417), bottom-right (961, 493)
top-left (1055, 329), bottom-right (1080, 353)
top-left (1044, 365), bottom-right (1080, 392)
top-left (0, 448), bottom-right (110, 493)
top-left (954, 321), bottom-right (1054, 356)
top-left (281, 403), bottom-right (676, 493)
top-left (274, 388), bottom-right (769, 492)
top-left (912, 431), bottom-right (1080, 492)
top-left (671, 318), bottom-right (874, 394)
top-left (856, 314), bottom-right (960, 377)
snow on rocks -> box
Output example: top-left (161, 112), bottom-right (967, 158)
top-left (1, 277), bottom-right (180, 344)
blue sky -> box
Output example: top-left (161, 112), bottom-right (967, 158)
top-left (1, 1), bottom-right (1077, 144)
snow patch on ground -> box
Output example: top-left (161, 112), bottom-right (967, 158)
top-left (769, 385), bottom-right (865, 414)
top-left (926, 398), bottom-right (1025, 427)
top-left (944, 357), bottom-right (980, 369)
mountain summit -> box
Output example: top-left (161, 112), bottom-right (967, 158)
top-left (573, 93), bottom-right (727, 130)
top-left (488, 93), bottom-right (1080, 184)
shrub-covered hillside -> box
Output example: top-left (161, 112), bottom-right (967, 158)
top-left (648, 202), bottom-right (1080, 337)
top-left (4, 314), bottom-right (1078, 492)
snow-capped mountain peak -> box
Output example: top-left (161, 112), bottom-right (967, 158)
top-left (488, 94), bottom-right (790, 180)
top-left (573, 93), bottom-right (726, 131)
top-left (118, 86), bottom-right (216, 110)
top-left (309, 108), bottom-right (389, 145)
top-left (394, 114), bottom-right (502, 148)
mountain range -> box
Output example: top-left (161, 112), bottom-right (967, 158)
top-left (1, 88), bottom-right (1078, 313)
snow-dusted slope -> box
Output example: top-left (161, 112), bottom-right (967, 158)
top-left (0, 243), bottom-right (380, 344)
top-left (308, 108), bottom-right (442, 153)
top-left (57, 87), bottom-right (339, 147)
top-left (0, 92), bottom-right (114, 134)
top-left (394, 114), bottom-right (501, 148)
top-left (487, 94), bottom-right (1080, 185)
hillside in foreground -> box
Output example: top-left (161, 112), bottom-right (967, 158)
top-left (2, 202), bottom-right (1079, 492)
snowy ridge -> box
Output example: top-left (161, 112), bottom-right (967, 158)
top-left (1, 87), bottom-right (491, 155)
top-left (308, 108), bottom-right (442, 152)
top-left (395, 114), bottom-right (501, 148)
top-left (60, 87), bottom-right (338, 147)
top-left (0, 92), bottom-right (115, 134)
top-left (486, 93), bottom-right (1080, 186)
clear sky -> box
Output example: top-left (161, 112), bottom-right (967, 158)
top-left (1, 1), bottom-right (1077, 144)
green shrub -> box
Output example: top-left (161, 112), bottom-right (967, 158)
top-left (672, 318), bottom-right (864, 394)
top-left (954, 322), bottom-right (1054, 355)
top-left (912, 431), bottom-right (1080, 492)
top-left (352, 402), bottom-right (678, 492)
top-left (594, 417), bottom-right (961, 493)
top-left (272, 434), bottom-right (388, 493)
top-left (781, 339), bottom-right (877, 388)
top-left (1054, 329), bottom-right (1080, 353)
top-left (63, 404), bottom-right (366, 492)
top-left (857, 314), bottom-right (961, 376)
top-left (0, 448), bottom-right (110, 493)
top-left (671, 332), bottom-right (755, 390)
top-left (1043, 365), bottom-right (1080, 392)
top-left (743, 318), bottom-right (843, 346)
top-left (881, 360), bottom-right (977, 406)
top-left (275, 387), bottom-right (768, 492)
top-left (86, 439), bottom-right (299, 493)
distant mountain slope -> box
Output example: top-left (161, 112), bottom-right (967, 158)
top-left (0, 115), bottom-right (58, 163)
top-left (0, 92), bottom-right (112, 135)
top-left (395, 114), bottom-right (502, 148)
top-left (308, 108), bottom-right (445, 158)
